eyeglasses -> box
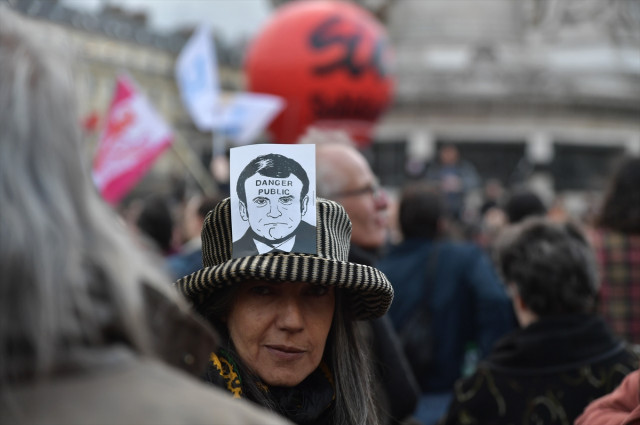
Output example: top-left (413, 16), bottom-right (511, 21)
top-left (329, 182), bottom-right (383, 200)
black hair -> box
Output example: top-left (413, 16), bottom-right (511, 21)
top-left (136, 195), bottom-right (174, 253)
top-left (504, 190), bottom-right (547, 224)
top-left (595, 157), bottom-right (640, 234)
top-left (399, 182), bottom-right (443, 239)
top-left (495, 218), bottom-right (599, 316)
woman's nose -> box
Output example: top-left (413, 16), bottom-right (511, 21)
top-left (277, 297), bottom-right (304, 332)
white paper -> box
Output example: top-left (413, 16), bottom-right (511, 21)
top-left (229, 144), bottom-right (316, 258)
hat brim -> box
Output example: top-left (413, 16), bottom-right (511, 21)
top-left (175, 251), bottom-right (393, 321)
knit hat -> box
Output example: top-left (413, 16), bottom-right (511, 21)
top-left (175, 197), bottom-right (393, 320)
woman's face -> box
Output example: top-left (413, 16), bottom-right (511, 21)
top-left (226, 280), bottom-right (335, 387)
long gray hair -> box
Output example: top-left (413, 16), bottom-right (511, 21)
top-left (0, 5), bottom-right (178, 385)
top-left (205, 288), bottom-right (381, 425)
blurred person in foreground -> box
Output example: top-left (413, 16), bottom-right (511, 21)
top-left (587, 157), bottom-right (640, 344)
top-left (312, 134), bottom-right (420, 425)
top-left (440, 217), bottom-right (639, 425)
top-left (378, 182), bottom-right (515, 425)
top-left (576, 367), bottom-right (640, 425)
top-left (175, 197), bottom-right (393, 425)
top-left (0, 6), bottom-right (291, 425)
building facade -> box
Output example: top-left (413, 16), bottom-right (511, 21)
top-left (369, 0), bottom-right (640, 207)
top-left (6, 0), bottom-right (245, 198)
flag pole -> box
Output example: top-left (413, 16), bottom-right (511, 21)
top-left (210, 130), bottom-right (230, 191)
top-left (212, 131), bottom-right (226, 157)
top-left (170, 133), bottom-right (220, 197)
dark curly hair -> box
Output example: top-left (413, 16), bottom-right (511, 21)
top-left (495, 218), bottom-right (599, 316)
top-left (595, 157), bottom-right (640, 234)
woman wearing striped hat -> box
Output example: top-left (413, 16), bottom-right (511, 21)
top-left (175, 197), bottom-right (394, 425)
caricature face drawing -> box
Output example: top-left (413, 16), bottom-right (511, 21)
top-left (240, 173), bottom-right (308, 240)
top-left (236, 154), bottom-right (311, 244)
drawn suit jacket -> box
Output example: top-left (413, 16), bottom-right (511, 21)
top-left (233, 220), bottom-right (316, 258)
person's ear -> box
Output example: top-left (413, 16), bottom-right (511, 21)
top-left (301, 195), bottom-right (309, 216)
top-left (239, 201), bottom-right (248, 221)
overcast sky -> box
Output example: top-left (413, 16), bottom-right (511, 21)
top-left (61, 0), bottom-right (273, 42)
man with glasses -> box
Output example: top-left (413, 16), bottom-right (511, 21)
top-left (315, 138), bottom-right (421, 425)
top-left (316, 142), bottom-right (389, 263)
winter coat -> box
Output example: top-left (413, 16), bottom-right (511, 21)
top-left (379, 238), bottom-right (516, 393)
top-left (440, 315), bottom-right (639, 425)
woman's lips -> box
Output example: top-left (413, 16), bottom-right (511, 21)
top-left (265, 345), bottom-right (306, 361)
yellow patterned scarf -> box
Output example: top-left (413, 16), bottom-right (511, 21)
top-left (206, 350), bottom-right (335, 423)
top-left (209, 351), bottom-right (243, 398)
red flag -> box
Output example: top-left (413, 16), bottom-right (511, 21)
top-left (92, 75), bottom-right (173, 204)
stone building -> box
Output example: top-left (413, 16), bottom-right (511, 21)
top-left (373, 1), bottom-right (639, 208)
top-left (5, 0), bottom-right (245, 198)
top-left (275, 0), bottom-right (639, 215)
top-left (7, 0), bottom-right (640, 214)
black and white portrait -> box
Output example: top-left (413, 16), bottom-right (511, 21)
top-left (230, 144), bottom-right (316, 258)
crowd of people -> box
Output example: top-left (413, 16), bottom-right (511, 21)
top-left (2, 3), bottom-right (640, 425)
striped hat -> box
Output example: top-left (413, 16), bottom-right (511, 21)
top-left (175, 197), bottom-right (393, 320)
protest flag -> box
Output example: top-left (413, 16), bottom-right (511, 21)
top-left (215, 93), bottom-right (285, 146)
top-left (92, 74), bottom-right (173, 205)
top-left (175, 24), bottom-right (220, 131)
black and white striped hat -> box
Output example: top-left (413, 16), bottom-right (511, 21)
top-left (175, 197), bottom-right (393, 320)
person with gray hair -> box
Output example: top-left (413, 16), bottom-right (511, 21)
top-left (440, 217), bottom-right (639, 425)
top-left (0, 5), bottom-right (291, 424)
top-left (314, 138), bottom-right (421, 425)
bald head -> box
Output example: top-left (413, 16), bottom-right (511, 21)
top-left (316, 143), bottom-right (389, 250)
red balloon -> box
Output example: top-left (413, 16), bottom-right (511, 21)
top-left (245, 0), bottom-right (395, 147)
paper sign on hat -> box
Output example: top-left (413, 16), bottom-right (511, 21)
top-left (229, 144), bottom-right (316, 258)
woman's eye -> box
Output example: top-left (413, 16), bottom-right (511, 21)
top-left (249, 285), bottom-right (273, 296)
top-left (307, 285), bottom-right (329, 297)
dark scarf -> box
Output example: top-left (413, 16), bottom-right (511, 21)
top-left (206, 350), bottom-right (335, 425)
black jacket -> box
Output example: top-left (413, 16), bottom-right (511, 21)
top-left (440, 314), bottom-right (640, 425)
top-left (349, 245), bottom-right (420, 425)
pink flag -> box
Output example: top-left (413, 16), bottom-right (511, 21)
top-left (92, 75), bottom-right (173, 204)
